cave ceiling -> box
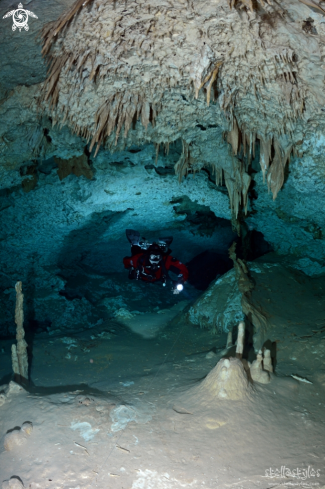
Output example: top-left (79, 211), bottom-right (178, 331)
top-left (0, 0), bottom-right (325, 275)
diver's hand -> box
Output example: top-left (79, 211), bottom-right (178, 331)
top-left (171, 280), bottom-right (182, 294)
top-left (128, 267), bottom-right (138, 280)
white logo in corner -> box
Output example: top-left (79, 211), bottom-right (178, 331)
top-left (3, 3), bottom-right (38, 32)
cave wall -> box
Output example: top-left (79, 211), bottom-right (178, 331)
top-left (248, 135), bottom-right (325, 275)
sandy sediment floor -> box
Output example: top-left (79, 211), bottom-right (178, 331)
top-left (1, 263), bottom-right (325, 489)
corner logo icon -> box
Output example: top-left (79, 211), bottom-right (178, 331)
top-left (3, 3), bottom-right (38, 32)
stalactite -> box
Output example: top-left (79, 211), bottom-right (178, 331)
top-left (226, 330), bottom-right (233, 349)
top-left (206, 62), bottom-right (223, 106)
top-left (38, 0), bottom-right (305, 206)
top-left (42, 54), bottom-right (70, 104)
top-left (226, 118), bottom-right (239, 155)
top-left (214, 166), bottom-right (223, 186)
top-left (42, 0), bottom-right (96, 55)
top-left (155, 143), bottom-right (160, 166)
top-left (223, 158), bottom-right (251, 219)
top-left (298, 0), bottom-right (325, 14)
top-left (267, 139), bottom-right (292, 199)
top-left (174, 140), bottom-right (191, 182)
top-left (259, 136), bottom-right (272, 182)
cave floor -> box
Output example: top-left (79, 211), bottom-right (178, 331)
top-left (1, 281), bottom-right (325, 489)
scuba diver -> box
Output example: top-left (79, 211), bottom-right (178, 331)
top-left (123, 229), bottom-right (189, 293)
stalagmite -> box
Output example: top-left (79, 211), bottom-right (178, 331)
top-left (236, 322), bottom-right (245, 359)
top-left (250, 350), bottom-right (270, 384)
top-left (4, 422), bottom-right (33, 451)
top-left (11, 282), bottom-right (29, 385)
top-left (195, 357), bottom-right (252, 401)
top-left (2, 478), bottom-right (24, 489)
top-left (263, 349), bottom-right (273, 373)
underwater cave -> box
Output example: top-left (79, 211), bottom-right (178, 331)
top-left (0, 0), bottom-right (325, 487)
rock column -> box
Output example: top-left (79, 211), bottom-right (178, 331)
top-left (11, 281), bottom-right (29, 384)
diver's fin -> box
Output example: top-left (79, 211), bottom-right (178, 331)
top-left (126, 229), bottom-right (140, 245)
top-left (158, 236), bottom-right (173, 248)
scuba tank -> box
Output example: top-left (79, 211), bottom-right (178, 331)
top-left (126, 229), bottom-right (173, 255)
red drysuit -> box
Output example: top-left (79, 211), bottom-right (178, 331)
top-left (123, 253), bottom-right (189, 283)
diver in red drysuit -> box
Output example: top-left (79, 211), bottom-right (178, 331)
top-left (123, 243), bottom-right (189, 287)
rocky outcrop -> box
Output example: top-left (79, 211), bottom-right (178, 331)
top-left (188, 268), bottom-right (244, 334)
top-left (188, 258), bottom-right (325, 349)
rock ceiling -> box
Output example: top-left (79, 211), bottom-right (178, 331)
top-left (38, 0), bottom-right (325, 207)
top-left (0, 0), bottom-right (325, 276)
